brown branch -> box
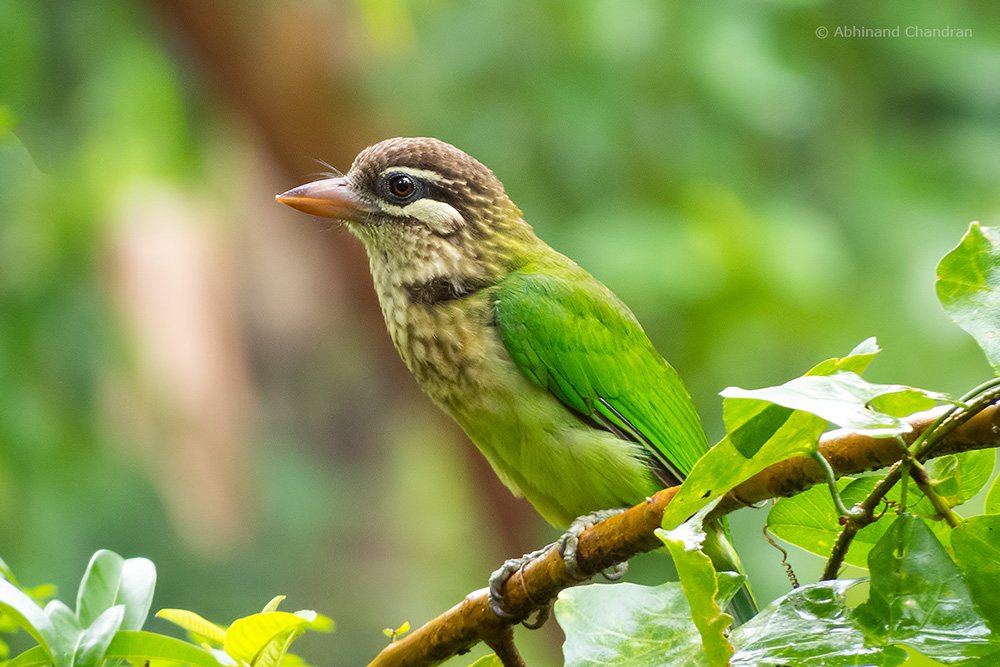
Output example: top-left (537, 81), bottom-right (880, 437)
top-left (718, 404), bottom-right (1000, 513)
top-left (816, 390), bottom-right (1000, 580)
top-left (366, 403), bottom-right (1000, 667)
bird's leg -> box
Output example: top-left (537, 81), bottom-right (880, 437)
top-left (488, 508), bottom-right (628, 625)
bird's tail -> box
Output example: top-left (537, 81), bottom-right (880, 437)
top-left (702, 517), bottom-right (758, 625)
top-left (726, 582), bottom-right (758, 627)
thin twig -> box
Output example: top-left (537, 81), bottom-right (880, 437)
top-left (809, 450), bottom-right (864, 520)
top-left (911, 381), bottom-right (1000, 461)
top-left (821, 386), bottom-right (1000, 579)
top-left (762, 524), bottom-right (799, 589)
top-left (819, 459), bottom-right (901, 581)
top-left (481, 626), bottom-right (526, 667)
top-left (907, 460), bottom-right (963, 528)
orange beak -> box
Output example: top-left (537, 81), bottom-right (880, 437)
top-left (275, 177), bottom-right (368, 221)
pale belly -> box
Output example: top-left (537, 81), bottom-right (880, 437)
top-left (452, 385), bottom-right (664, 528)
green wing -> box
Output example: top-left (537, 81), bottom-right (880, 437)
top-left (494, 263), bottom-right (709, 484)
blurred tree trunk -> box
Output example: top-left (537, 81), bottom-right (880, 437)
top-left (107, 184), bottom-right (253, 555)
top-left (148, 0), bottom-right (385, 338)
top-left (142, 0), bottom-right (543, 561)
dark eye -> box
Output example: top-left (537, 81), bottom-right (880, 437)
top-left (387, 174), bottom-right (415, 199)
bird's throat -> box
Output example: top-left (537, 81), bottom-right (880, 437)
top-left (404, 275), bottom-right (496, 306)
top-left (350, 215), bottom-right (538, 406)
top-left (374, 273), bottom-right (501, 406)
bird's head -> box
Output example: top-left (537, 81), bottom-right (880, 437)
top-left (277, 137), bottom-right (538, 286)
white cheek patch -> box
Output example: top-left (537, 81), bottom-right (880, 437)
top-left (382, 198), bottom-right (465, 236)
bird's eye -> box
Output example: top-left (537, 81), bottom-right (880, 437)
top-left (387, 174), bottom-right (415, 199)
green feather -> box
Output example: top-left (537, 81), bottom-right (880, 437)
top-left (494, 257), bottom-right (708, 484)
top-left (494, 259), bottom-right (756, 621)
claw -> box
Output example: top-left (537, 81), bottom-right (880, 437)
top-left (559, 508), bottom-right (628, 581)
top-left (488, 508), bottom-right (629, 627)
top-left (488, 546), bottom-right (551, 621)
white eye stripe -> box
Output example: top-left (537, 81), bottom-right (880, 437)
top-left (377, 166), bottom-right (460, 187)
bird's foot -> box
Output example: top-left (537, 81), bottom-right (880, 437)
top-left (560, 508), bottom-right (629, 582)
top-left (488, 508), bottom-right (628, 627)
top-left (489, 546), bottom-right (555, 626)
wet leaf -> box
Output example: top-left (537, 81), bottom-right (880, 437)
top-left (732, 580), bottom-right (906, 667)
top-left (952, 515), bottom-right (1000, 633)
top-left (937, 223), bottom-right (1000, 373)
top-left (853, 515), bottom-right (995, 662)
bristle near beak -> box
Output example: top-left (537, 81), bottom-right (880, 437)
top-left (276, 177), bottom-right (368, 222)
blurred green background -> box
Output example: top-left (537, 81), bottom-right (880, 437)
top-left (1, 0), bottom-right (998, 665)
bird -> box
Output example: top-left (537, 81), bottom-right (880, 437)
top-left (276, 137), bottom-right (755, 623)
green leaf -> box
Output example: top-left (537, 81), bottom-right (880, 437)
top-left (0, 557), bottom-right (20, 587)
top-left (261, 597), bottom-right (285, 614)
top-left (725, 403), bottom-right (793, 459)
top-left (663, 410), bottom-right (824, 530)
top-left (984, 472), bottom-right (1000, 515)
top-left (252, 630), bottom-right (297, 667)
top-left (658, 501), bottom-right (735, 667)
top-left (768, 477), bottom-right (872, 568)
top-left (923, 449), bottom-right (996, 508)
top-left (663, 341), bottom-right (882, 529)
top-left (731, 580), bottom-right (907, 666)
top-left (76, 550), bottom-right (156, 631)
top-left (24, 586), bottom-right (58, 605)
top-left (156, 608), bottom-right (226, 646)
top-left (853, 514), bottom-right (996, 662)
top-left (557, 582), bottom-right (709, 667)
top-left (769, 464), bottom-right (986, 570)
top-left (223, 612), bottom-right (309, 666)
top-left (937, 222), bottom-right (1000, 373)
top-left (0, 576), bottom-right (54, 654)
top-left (952, 515), bottom-right (1000, 632)
top-left (5, 646), bottom-right (53, 667)
top-left (711, 572), bottom-right (744, 611)
top-left (807, 337), bottom-right (881, 376)
top-left (721, 371), bottom-right (950, 437)
top-left (901, 646), bottom-right (986, 666)
top-left (466, 654), bottom-right (504, 667)
top-left (43, 600), bottom-right (82, 667)
top-left (868, 389), bottom-right (943, 418)
top-left (270, 651), bottom-right (308, 667)
top-left (74, 605), bottom-right (124, 667)
top-left (103, 630), bottom-right (225, 667)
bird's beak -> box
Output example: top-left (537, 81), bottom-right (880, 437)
top-left (275, 177), bottom-right (368, 222)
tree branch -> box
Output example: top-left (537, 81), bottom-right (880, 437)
top-left (366, 403), bottom-right (1000, 667)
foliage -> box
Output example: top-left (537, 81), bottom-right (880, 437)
top-left (0, 558), bottom-right (55, 662)
top-left (381, 621), bottom-right (410, 642)
top-left (937, 223), bottom-right (1000, 373)
top-left (557, 577), bottom-right (743, 667)
top-left (661, 338), bottom-right (882, 529)
top-left (552, 224), bottom-right (1000, 664)
top-left (658, 504), bottom-right (740, 667)
top-left (2, 0), bottom-right (1000, 664)
top-left (0, 550), bottom-right (332, 667)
